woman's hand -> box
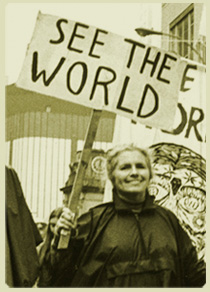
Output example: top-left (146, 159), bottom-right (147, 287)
top-left (54, 207), bottom-right (77, 236)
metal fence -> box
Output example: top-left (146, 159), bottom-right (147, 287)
top-left (6, 86), bottom-right (115, 220)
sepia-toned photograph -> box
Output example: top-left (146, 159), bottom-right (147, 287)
top-left (4, 1), bottom-right (206, 288)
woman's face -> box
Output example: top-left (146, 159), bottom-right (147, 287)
top-left (112, 150), bottom-right (151, 203)
top-left (36, 222), bottom-right (47, 239)
top-left (49, 217), bottom-right (58, 235)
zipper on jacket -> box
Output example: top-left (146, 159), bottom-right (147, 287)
top-left (133, 212), bottom-right (149, 260)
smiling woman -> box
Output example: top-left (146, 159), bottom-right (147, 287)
top-left (106, 145), bottom-right (152, 206)
top-left (37, 144), bottom-right (206, 287)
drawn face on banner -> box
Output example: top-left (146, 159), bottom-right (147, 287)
top-left (148, 143), bottom-right (206, 260)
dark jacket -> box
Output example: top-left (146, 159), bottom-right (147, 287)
top-left (42, 192), bottom-right (206, 287)
top-left (6, 166), bottom-right (42, 287)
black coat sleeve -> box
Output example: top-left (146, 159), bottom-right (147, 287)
top-left (6, 166), bottom-right (42, 287)
top-left (165, 208), bottom-right (206, 287)
top-left (38, 210), bottom-right (92, 287)
top-left (177, 223), bottom-right (206, 287)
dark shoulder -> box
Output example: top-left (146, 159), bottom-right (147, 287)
top-left (76, 202), bottom-right (114, 240)
top-left (154, 202), bottom-right (176, 216)
top-left (77, 201), bottom-right (114, 223)
top-left (88, 201), bottom-right (114, 218)
top-left (89, 201), bottom-right (114, 212)
top-left (154, 203), bottom-right (180, 228)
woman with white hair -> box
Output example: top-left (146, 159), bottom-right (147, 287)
top-left (42, 144), bottom-right (206, 287)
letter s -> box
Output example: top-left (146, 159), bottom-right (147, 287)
top-left (50, 18), bottom-right (68, 44)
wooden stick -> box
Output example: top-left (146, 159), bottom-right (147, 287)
top-left (57, 109), bottom-right (102, 249)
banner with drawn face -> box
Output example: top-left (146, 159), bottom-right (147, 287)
top-left (148, 143), bottom-right (206, 260)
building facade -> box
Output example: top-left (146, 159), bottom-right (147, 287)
top-left (161, 3), bottom-right (206, 64)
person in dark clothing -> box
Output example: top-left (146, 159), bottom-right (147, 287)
top-left (41, 144), bottom-right (206, 287)
top-left (37, 207), bottom-right (63, 287)
top-left (6, 166), bottom-right (42, 287)
top-left (35, 218), bottom-right (47, 240)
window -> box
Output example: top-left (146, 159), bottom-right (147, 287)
top-left (169, 5), bottom-right (195, 61)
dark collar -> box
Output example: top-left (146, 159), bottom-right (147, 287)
top-left (113, 189), bottom-right (156, 213)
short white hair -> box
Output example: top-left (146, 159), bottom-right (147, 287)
top-left (106, 144), bottom-right (153, 184)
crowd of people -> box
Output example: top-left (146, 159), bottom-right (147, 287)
top-left (6, 144), bottom-right (206, 287)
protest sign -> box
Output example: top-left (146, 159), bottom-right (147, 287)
top-left (17, 11), bottom-right (187, 131)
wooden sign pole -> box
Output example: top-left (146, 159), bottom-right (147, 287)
top-left (57, 109), bottom-right (102, 249)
